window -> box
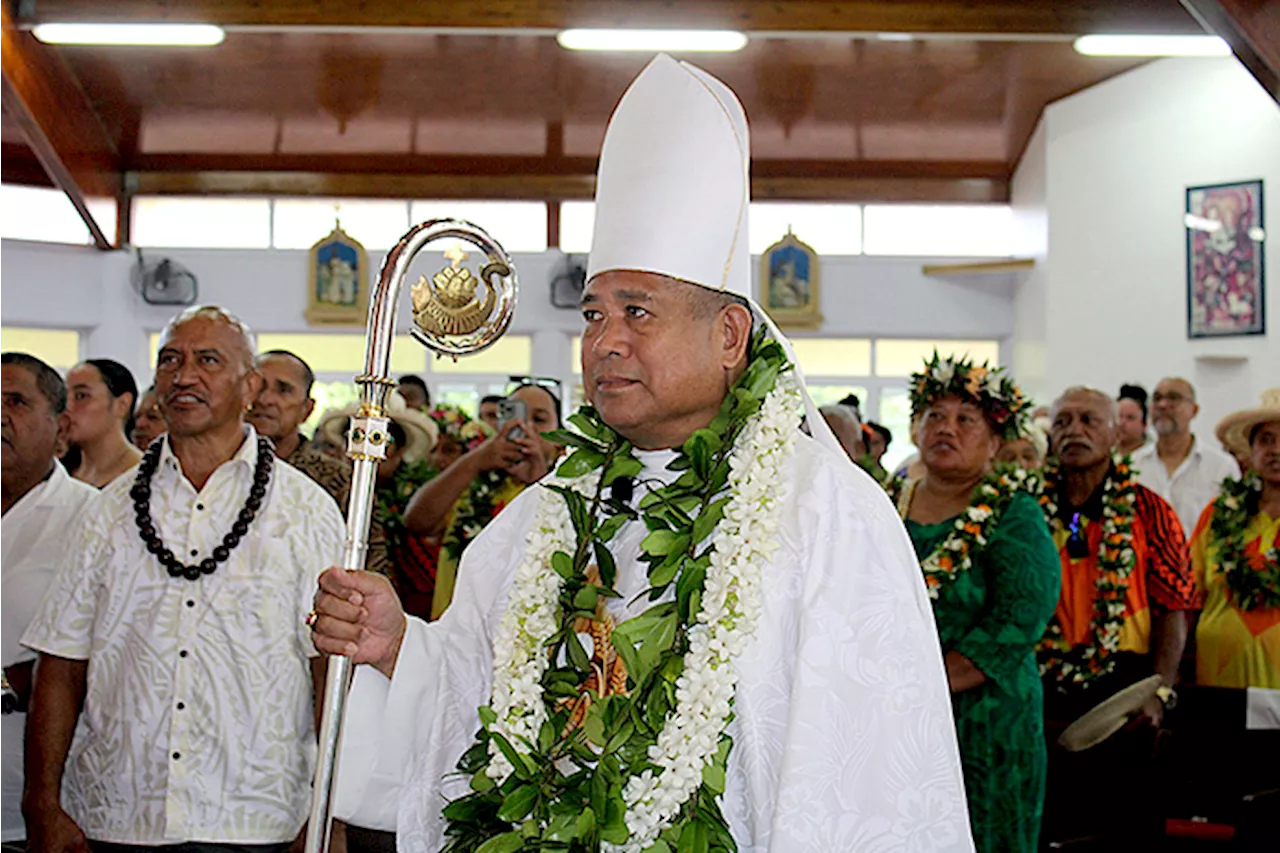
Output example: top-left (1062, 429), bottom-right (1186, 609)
top-left (873, 339), bottom-right (1000, 377)
top-left (428, 335), bottom-right (531, 376)
top-left (748, 203), bottom-right (862, 255)
top-left (434, 380), bottom-right (510, 418)
top-left (0, 185), bottom-right (92, 245)
top-left (862, 205), bottom-right (1014, 257)
top-left (0, 327), bottom-right (81, 369)
top-left (788, 338), bottom-right (871, 377)
top-left (807, 384), bottom-right (868, 411)
top-left (148, 331), bottom-right (429, 374)
top-left (877, 387), bottom-right (915, 474)
top-left (272, 199), bottom-right (410, 250)
top-left (559, 201), bottom-right (595, 254)
top-left (410, 201), bottom-right (547, 253)
top-left (133, 197), bottom-right (271, 249)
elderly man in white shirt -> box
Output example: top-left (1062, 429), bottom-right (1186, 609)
top-left (1133, 377), bottom-right (1241, 535)
top-left (2, 353), bottom-right (97, 845)
top-left (21, 307), bottom-right (345, 852)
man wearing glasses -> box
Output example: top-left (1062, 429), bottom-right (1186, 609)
top-left (1039, 386), bottom-right (1198, 845)
top-left (1133, 377), bottom-right (1240, 536)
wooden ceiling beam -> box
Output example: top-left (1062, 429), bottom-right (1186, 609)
top-left (1181, 0), bottom-right (1280, 100)
top-left (125, 153), bottom-right (1010, 182)
top-left (0, 141), bottom-right (54, 187)
top-left (130, 169), bottom-right (1008, 204)
top-left (21, 1), bottom-right (1203, 36)
top-left (1, 3), bottom-right (120, 248)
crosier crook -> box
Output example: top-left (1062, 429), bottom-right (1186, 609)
top-left (304, 219), bottom-right (519, 853)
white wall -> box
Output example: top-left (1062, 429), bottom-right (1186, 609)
top-left (1014, 57), bottom-right (1280, 435)
top-left (1, 239), bottom-right (1015, 394)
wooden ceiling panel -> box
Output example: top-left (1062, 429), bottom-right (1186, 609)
top-left (2, 2), bottom-right (1203, 206)
top-left (22, 1), bottom-right (1205, 35)
top-left (51, 33), bottom-right (1148, 166)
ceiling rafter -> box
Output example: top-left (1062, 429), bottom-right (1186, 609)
top-left (2, 2), bottom-right (120, 248)
top-left (1181, 0), bottom-right (1280, 100)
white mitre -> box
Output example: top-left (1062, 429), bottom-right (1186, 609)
top-left (588, 54), bottom-right (843, 455)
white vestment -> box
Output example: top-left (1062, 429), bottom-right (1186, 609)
top-left (335, 436), bottom-right (974, 852)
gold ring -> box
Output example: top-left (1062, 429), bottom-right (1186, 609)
top-left (305, 610), bottom-right (320, 630)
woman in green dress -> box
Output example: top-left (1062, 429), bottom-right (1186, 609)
top-left (890, 354), bottom-right (1061, 853)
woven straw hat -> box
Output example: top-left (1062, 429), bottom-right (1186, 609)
top-left (1058, 674), bottom-right (1163, 752)
top-left (317, 391), bottom-right (438, 463)
top-left (1215, 387), bottom-right (1280, 458)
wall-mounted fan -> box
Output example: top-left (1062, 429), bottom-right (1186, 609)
top-left (549, 252), bottom-right (587, 309)
top-left (131, 251), bottom-right (198, 306)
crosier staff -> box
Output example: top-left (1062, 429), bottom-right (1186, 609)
top-left (305, 220), bottom-right (518, 853)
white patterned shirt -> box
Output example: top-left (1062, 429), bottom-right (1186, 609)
top-left (1133, 435), bottom-right (1241, 537)
top-left (22, 429), bottom-right (345, 844)
top-left (335, 437), bottom-right (973, 852)
top-left (2, 463), bottom-right (96, 842)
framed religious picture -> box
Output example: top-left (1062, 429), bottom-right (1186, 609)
top-left (306, 224), bottom-right (370, 326)
top-left (761, 230), bottom-right (822, 330)
top-left (1186, 179), bottom-right (1265, 338)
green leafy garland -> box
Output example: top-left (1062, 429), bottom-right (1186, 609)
top-left (887, 464), bottom-right (1034, 599)
top-left (442, 468), bottom-right (513, 564)
top-left (375, 458), bottom-right (440, 553)
top-left (440, 330), bottom-right (793, 853)
top-left (1209, 471), bottom-right (1280, 610)
top-left (1035, 453), bottom-right (1138, 690)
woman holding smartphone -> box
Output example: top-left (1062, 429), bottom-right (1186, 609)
top-left (404, 382), bottom-right (563, 618)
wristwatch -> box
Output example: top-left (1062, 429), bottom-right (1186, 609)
top-left (0, 672), bottom-right (16, 715)
top-left (1155, 684), bottom-right (1177, 709)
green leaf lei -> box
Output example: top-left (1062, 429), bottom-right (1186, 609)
top-left (441, 330), bottom-right (792, 853)
top-left (1209, 471), bottom-right (1280, 611)
top-left (443, 468), bottom-right (512, 564)
top-left (374, 458), bottom-right (441, 554)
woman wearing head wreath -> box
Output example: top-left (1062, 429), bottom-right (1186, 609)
top-left (889, 354), bottom-right (1060, 853)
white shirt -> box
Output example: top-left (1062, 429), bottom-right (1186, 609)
top-left (2, 463), bottom-right (97, 842)
top-left (22, 430), bottom-right (345, 845)
top-left (1133, 436), bottom-right (1241, 536)
top-left (335, 437), bottom-right (974, 852)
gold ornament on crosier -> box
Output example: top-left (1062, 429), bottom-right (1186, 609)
top-left (412, 245), bottom-right (510, 338)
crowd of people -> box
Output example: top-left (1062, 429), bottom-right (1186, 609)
top-left (3, 54), bottom-right (1277, 853)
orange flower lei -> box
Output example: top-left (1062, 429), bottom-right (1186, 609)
top-left (1035, 453), bottom-right (1138, 690)
top-left (889, 464), bottom-right (1032, 599)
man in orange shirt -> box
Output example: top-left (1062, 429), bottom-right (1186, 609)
top-left (1037, 386), bottom-right (1197, 845)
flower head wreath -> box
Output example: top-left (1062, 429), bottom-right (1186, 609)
top-left (427, 403), bottom-right (493, 451)
top-left (910, 351), bottom-right (1031, 441)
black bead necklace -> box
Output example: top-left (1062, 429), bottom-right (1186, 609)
top-left (131, 436), bottom-right (275, 582)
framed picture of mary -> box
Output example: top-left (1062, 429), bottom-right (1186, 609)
top-left (306, 225), bottom-right (370, 326)
top-left (761, 230), bottom-right (822, 330)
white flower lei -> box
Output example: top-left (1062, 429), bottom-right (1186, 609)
top-left (484, 371), bottom-right (803, 850)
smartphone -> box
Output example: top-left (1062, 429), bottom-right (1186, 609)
top-left (497, 398), bottom-right (528, 439)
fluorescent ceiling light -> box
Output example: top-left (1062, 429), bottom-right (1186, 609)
top-left (1073, 34), bottom-right (1230, 57)
top-left (557, 29), bottom-right (747, 53)
top-left (875, 33), bottom-right (914, 42)
top-left (32, 23), bottom-right (225, 46)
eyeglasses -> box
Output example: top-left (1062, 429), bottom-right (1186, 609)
top-left (1066, 512), bottom-right (1090, 559)
top-left (1152, 392), bottom-right (1191, 405)
top-left (508, 375), bottom-right (562, 394)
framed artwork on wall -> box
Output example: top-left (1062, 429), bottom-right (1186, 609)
top-left (306, 224), bottom-right (370, 326)
top-left (1186, 179), bottom-right (1265, 338)
top-left (761, 230), bottom-right (823, 330)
